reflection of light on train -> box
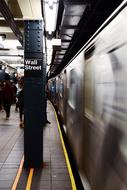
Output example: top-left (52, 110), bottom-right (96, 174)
top-left (48, 3), bottom-right (127, 190)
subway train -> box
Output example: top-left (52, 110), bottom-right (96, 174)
top-left (48, 2), bottom-right (127, 190)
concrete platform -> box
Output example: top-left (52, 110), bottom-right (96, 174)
top-left (0, 105), bottom-right (24, 189)
top-left (0, 102), bottom-right (72, 189)
top-left (30, 101), bottom-right (72, 190)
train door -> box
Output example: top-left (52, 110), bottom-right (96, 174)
top-left (58, 74), bottom-right (64, 121)
top-left (63, 70), bottom-right (67, 125)
top-left (82, 45), bottom-right (96, 186)
top-left (55, 77), bottom-right (59, 107)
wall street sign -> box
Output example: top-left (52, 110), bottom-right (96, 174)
top-left (24, 59), bottom-right (42, 77)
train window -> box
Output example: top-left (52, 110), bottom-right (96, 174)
top-left (59, 81), bottom-right (64, 97)
top-left (84, 58), bottom-right (94, 119)
top-left (51, 81), bottom-right (56, 93)
top-left (59, 75), bottom-right (64, 98)
top-left (56, 84), bottom-right (58, 93)
top-left (68, 69), bottom-right (76, 109)
top-left (55, 79), bottom-right (58, 94)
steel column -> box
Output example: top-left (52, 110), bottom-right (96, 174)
top-left (24, 20), bottom-right (45, 168)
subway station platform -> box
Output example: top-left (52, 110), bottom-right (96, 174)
top-left (0, 101), bottom-right (73, 190)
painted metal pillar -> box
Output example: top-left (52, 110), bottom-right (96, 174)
top-left (24, 20), bottom-right (45, 168)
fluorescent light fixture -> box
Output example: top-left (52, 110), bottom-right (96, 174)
top-left (46, 65), bottom-right (50, 72)
top-left (46, 39), bottom-right (53, 66)
top-left (0, 36), bottom-right (4, 48)
top-left (43, 0), bottom-right (59, 34)
top-left (3, 40), bottom-right (21, 49)
top-left (0, 56), bottom-right (22, 61)
top-left (52, 38), bottom-right (61, 46)
top-left (45, 38), bottom-right (61, 68)
top-left (9, 64), bottom-right (24, 67)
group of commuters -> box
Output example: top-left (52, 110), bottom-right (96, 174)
top-left (0, 73), bottom-right (50, 127)
top-left (0, 73), bottom-right (24, 127)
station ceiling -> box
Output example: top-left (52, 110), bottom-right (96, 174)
top-left (0, 0), bottom-right (123, 78)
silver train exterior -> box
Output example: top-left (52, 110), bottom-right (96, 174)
top-left (48, 2), bottom-right (127, 189)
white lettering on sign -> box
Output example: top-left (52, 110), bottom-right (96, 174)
top-left (25, 65), bottom-right (42, 70)
top-left (25, 59), bottom-right (42, 71)
top-left (25, 60), bottom-right (38, 65)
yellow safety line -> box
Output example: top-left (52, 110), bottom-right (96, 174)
top-left (11, 156), bottom-right (24, 190)
top-left (53, 107), bottom-right (77, 190)
top-left (26, 168), bottom-right (34, 190)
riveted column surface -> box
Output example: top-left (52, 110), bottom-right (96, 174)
top-left (24, 20), bottom-right (45, 168)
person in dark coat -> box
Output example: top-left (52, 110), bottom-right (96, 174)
top-left (17, 77), bottom-right (24, 127)
top-left (2, 74), bottom-right (14, 119)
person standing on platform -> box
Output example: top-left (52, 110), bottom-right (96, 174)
top-left (11, 81), bottom-right (17, 105)
top-left (2, 74), bottom-right (14, 119)
top-left (17, 77), bottom-right (24, 127)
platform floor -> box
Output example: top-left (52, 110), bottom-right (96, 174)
top-left (0, 105), bottom-right (23, 190)
top-left (0, 101), bottom-right (72, 190)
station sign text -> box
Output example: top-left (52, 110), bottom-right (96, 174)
top-left (24, 59), bottom-right (42, 77)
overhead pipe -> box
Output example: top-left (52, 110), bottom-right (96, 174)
top-left (0, 0), bottom-right (23, 45)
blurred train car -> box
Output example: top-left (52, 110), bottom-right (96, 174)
top-left (48, 2), bottom-right (127, 190)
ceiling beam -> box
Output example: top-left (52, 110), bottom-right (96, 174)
top-left (49, 0), bottom-right (123, 79)
top-left (0, 19), bottom-right (24, 28)
top-left (0, 0), bottom-right (23, 45)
